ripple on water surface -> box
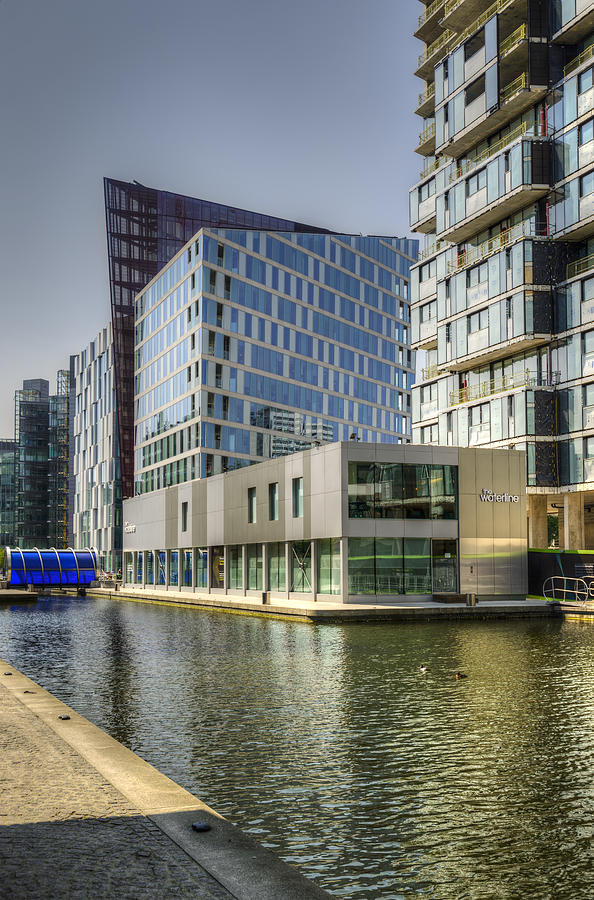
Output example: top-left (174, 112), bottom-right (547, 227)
top-left (0, 597), bottom-right (593, 899)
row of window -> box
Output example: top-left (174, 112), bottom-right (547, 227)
top-left (247, 477), bottom-right (303, 523)
top-left (348, 463), bottom-right (458, 520)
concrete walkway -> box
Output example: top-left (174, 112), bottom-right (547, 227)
top-left (0, 664), bottom-right (329, 900)
top-left (88, 586), bottom-right (554, 622)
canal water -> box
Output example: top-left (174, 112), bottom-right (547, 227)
top-left (1, 596), bottom-right (593, 899)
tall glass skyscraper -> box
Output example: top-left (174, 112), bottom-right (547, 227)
top-left (104, 178), bottom-right (330, 498)
top-left (132, 228), bottom-right (417, 495)
top-left (410, 0), bottom-right (594, 549)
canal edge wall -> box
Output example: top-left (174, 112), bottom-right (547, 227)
top-left (0, 660), bottom-right (330, 900)
top-left (76, 587), bottom-right (557, 622)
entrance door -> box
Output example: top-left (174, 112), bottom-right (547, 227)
top-left (432, 540), bottom-right (458, 593)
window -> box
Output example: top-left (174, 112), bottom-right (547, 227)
top-left (466, 168), bottom-right (487, 196)
top-left (581, 171), bottom-right (594, 197)
top-left (228, 546), bottom-right (243, 590)
top-left (217, 242), bottom-right (224, 265)
top-left (470, 403), bottom-right (490, 425)
top-left (268, 542), bottom-right (286, 590)
top-left (317, 538), bottom-right (341, 594)
top-left (208, 331), bottom-right (216, 355)
top-left (468, 308), bottom-right (489, 333)
top-left (216, 302), bottom-right (223, 327)
top-left (580, 119), bottom-right (594, 146)
top-left (269, 482), bottom-right (279, 520)
top-left (248, 486), bottom-right (256, 523)
top-left (292, 477), bottom-right (303, 518)
top-left (420, 300), bottom-right (436, 322)
top-left (247, 544), bottom-right (262, 590)
top-left (465, 74), bottom-right (485, 105)
top-left (187, 248), bottom-right (191, 264)
top-left (420, 259), bottom-right (437, 281)
top-left (467, 262), bottom-right (488, 286)
top-left (181, 501), bottom-right (188, 532)
top-left (419, 179), bottom-right (436, 202)
top-left (465, 29), bottom-right (484, 61)
top-left (580, 67), bottom-right (593, 94)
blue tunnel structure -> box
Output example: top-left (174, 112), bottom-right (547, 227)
top-left (3, 548), bottom-right (97, 588)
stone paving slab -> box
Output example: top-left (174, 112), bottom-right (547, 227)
top-left (0, 681), bottom-right (233, 900)
top-left (0, 665), bottom-right (330, 900)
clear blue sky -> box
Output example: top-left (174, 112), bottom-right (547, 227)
top-left (0, 0), bottom-right (422, 435)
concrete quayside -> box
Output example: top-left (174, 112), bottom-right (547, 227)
top-left (0, 661), bottom-right (329, 899)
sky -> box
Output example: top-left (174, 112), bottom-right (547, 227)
top-left (0, 0), bottom-right (422, 436)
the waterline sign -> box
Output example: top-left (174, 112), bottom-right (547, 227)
top-left (480, 488), bottom-right (519, 503)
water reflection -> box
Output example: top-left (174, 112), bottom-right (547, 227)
top-left (2, 598), bottom-right (594, 898)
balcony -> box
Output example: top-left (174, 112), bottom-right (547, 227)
top-left (416, 122), bottom-right (436, 156)
top-left (449, 122), bottom-right (526, 184)
top-left (415, 30), bottom-right (457, 80)
top-left (439, 73), bottom-right (548, 159)
top-left (567, 252), bottom-right (594, 281)
top-left (421, 363), bottom-right (442, 381)
top-left (418, 238), bottom-right (451, 262)
top-left (551, 0), bottom-right (594, 44)
top-left (565, 42), bottom-right (594, 78)
top-left (441, 0), bottom-right (522, 32)
top-left (415, 0), bottom-right (447, 42)
top-left (412, 194), bottom-right (437, 234)
top-left (416, 82), bottom-right (436, 118)
top-left (448, 370), bottom-right (545, 406)
top-left (445, 332), bottom-right (551, 371)
top-left (438, 139), bottom-right (550, 243)
top-left (447, 220), bottom-right (534, 274)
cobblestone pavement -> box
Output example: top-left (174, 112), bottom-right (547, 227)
top-left (0, 684), bottom-right (235, 899)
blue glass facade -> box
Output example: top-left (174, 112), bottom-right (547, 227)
top-left (133, 229), bottom-right (417, 495)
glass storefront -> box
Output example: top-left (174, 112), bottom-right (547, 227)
top-left (169, 550), bottom-right (179, 586)
top-left (247, 544), bottom-right (262, 590)
top-left (158, 550), bottom-right (166, 585)
top-left (348, 537), bottom-right (455, 595)
top-left (211, 546), bottom-right (225, 588)
top-left (136, 552), bottom-right (143, 584)
top-left (195, 550), bottom-right (208, 589)
top-left (228, 545), bottom-right (243, 590)
top-left (146, 551), bottom-right (154, 585)
top-left (431, 540), bottom-right (458, 592)
top-left (183, 550), bottom-right (192, 587)
top-left (268, 542), bottom-right (286, 591)
top-left (291, 541), bottom-right (312, 592)
top-left (317, 538), bottom-right (341, 594)
top-left (348, 463), bottom-right (458, 520)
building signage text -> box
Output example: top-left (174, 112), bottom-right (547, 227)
top-left (480, 488), bottom-right (519, 503)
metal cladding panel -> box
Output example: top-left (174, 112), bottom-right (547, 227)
top-left (458, 448), bottom-right (528, 597)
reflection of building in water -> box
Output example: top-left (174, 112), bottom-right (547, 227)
top-left (123, 441), bottom-right (527, 603)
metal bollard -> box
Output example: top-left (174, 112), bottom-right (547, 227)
top-left (262, 591), bottom-right (270, 605)
top-left (466, 592), bottom-right (477, 607)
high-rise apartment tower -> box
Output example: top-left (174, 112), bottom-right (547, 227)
top-left (410, 0), bottom-right (594, 549)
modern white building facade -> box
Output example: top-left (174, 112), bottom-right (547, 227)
top-left (72, 324), bottom-right (122, 572)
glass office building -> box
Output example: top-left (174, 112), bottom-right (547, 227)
top-left (104, 178), bottom-right (331, 499)
top-left (0, 440), bottom-right (16, 546)
top-left (12, 374), bottom-right (74, 550)
top-left (410, 0), bottom-right (594, 549)
top-left (132, 228), bottom-right (417, 495)
top-left (72, 324), bottom-right (122, 574)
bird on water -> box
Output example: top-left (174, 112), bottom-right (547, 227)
top-left (419, 665), bottom-right (428, 674)
top-left (456, 672), bottom-right (468, 679)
